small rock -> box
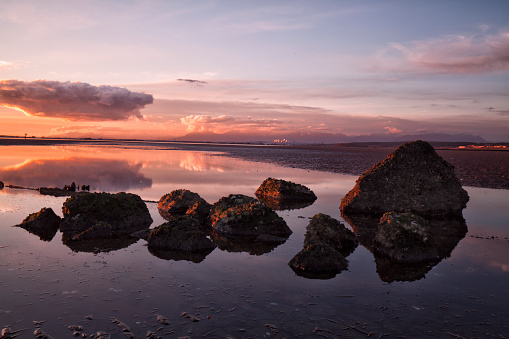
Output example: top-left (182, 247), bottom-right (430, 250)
top-left (210, 194), bottom-right (291, 237)
top-left (16, 208), bottom-right (61, 230)
top-left (303, 213), bottom-right (357, 255)
top-left (33, 329), bottom-right (54, 339)
top-left (288, 244), bottom-right (348, 275)
top-left (181, 312), bottom-right (199, 322)
top-left (255, 177), bottom-right (316, 210)
top-left (158, 189), bottom-right (211, 225)
top-left (68, 325), bottom-right (83, 331)
top-left (148, 217), bottom-right (216, 252)
top-left (156, 314), bottom-right (169, 325)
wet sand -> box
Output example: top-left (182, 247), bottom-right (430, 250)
top-left (177, 143), bottom-right (509, 190)
top-left (1, 137), bottom-right (508, 189)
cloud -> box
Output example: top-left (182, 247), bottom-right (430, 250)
top-left (0, 157), bottom-right (152, 191)
top-left (0, 80), bottom-right (153, 121)
top-left (486, 107), bottom-right (509, 116)
top-left (373, 30), bottom-right (509, 74)
top-left (0, 60), bottom-right (16, 70)
top-left (177, 79), bottom-right (208, 85)
top-left (180, 114), bottom-right (283, 133)
top-left (384, 126), bottom-right (403, 134)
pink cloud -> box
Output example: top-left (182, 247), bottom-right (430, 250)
top-left (180, 114), bottom-right (283, 133)
top-left (384, 126), bottom-right (403, 134)
top-left (374, 31), bottom-right (509, 74)
top-left (0, 80), bottom-right (153, 121)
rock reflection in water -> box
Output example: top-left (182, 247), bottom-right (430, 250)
top-left (211, 232), bottom-right (288, 256)
top-left (342, 212), bottom-right (467, 282)
top-left (148, 247), bottom-right (215, 263)
top-left (0, 157), bottom-right (152, 192)
top-left (62, 236), bottom-right (138, 254)
top-left (18, 226), bottom-right (59, 242)
top-left (256, 196), bottom-right (315, 211)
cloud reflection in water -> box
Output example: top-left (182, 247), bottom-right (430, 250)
top-left (1, 157), bottom-right (152, 192)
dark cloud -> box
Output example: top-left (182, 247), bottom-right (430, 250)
top-left (486, 107), bottom-right (509, 115)
top-left (177, 79), bottom-right (208, 85)
top-left (0, 80), bottom-right (153, 121)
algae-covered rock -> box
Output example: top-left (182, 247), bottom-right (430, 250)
top-left (16, 207), bottom-right (61, 230)
top-left (373, 212), bottom-right (439, 263)
top-left (15, 207), bottom-right (61, 241)
top-left (288, 214), bottom-right (357, 278)
top-left (147, 216), bottom-right (216, 253)
top-left (304, 213), bottom-right (357, 255)
top-left (288, 244), bottom-right (348, 278)
top-left (158, 189), bottom-right (211, 225)
top-left (340, 140), bottom-right (469, 218)
top-left (255, 178), bottom-right (316, 210)
top-left (210, 194), bottom-right (291, 237)
top-left (60, 192), bottom-right (152, 240)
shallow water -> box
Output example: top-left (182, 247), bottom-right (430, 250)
top-left (1, 145), bottom-right (508, 338)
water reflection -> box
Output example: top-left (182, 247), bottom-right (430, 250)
top-left (62, 235), bottom-right (138, 253)
top-left (256, 195), bottom-right (315, 211)
top-left (210, 232), bottom-right (288, 256)
top-left (0, 157), bottom-right (152, 192)
top-left (148, 247), bottom-right (215, 263)
top-left (342, 212), bottom-right (467, 282)
top-left (15, 225), bottom-right (59, 242)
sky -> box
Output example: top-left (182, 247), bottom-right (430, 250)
top-left (0, 0), bottom-right (508, 143)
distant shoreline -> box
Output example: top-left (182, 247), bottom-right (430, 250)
top-left (1, 137), bottom-right (507, 190)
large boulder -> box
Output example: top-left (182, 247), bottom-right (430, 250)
top-left (288, 214), bottom-right (357, 278)
top-left (157, 189), bottom-right (211, 225)
top-left (60, 192), bottom-right (152, 240)
top-left (147, 216), bottom-right (216, 253)
top-left (210, 194), bottom-right (292, 237)
top-left (15, 207), bottom-right (61, 241)
top-left (340, 140), bottom-right (469, 218)
top-left (373, 212), bottom-right (439, 263)
top-left (255, 178), bottom-right (316, 210)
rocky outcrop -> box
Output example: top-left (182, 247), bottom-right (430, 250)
top-left (289, 214), bottom-right (357, 278)
top-left (147, 216), bottom-right (216, 252)
top-left (60, 192), bottom-right (152, 240)
top-left (373, 212), bottom-right (439, 263)
top-left (210, 194), bottom-right (292, 237)
top-left (255, 178), bottom-right (316, 210)
top-left (15, 207), bottom-right (61, 241)
top-left (0, 181), bottom-right (4, 189)
top-left (340, 140), bottom-right (469, 218)
top-left (158, 189), bottom-right (211, 225)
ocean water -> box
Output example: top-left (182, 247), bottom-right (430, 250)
top-left (1, 145), bottom-right (508, 338)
